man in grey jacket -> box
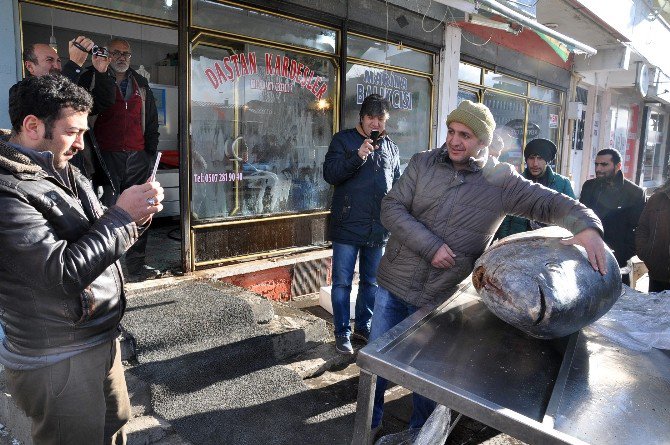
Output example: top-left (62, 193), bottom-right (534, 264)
top-left (367, 100), bottom-right (608, 439)
top-left (0, 75), bottom-right (164, 444)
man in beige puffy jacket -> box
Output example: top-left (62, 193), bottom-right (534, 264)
top-left (366, 100), bottom-right (608, 440)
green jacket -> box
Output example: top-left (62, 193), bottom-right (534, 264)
top-left (496, 166), bottom-right (575, 239)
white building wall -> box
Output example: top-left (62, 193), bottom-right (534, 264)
top-left (436, 25), bottom-right (461, 146)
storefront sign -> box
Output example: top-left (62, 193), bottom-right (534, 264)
top-left (202, 51), bottom-right (328, 100)
top-left (623, 104), bottom-right (639, 179)
top-left (193, 172), bottom-right (244, 184)
top-left (356, 70), bottom-right (413, 110)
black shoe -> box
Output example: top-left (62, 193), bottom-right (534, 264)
top-left (335, 336), bottom-right (354, 355)
top-left (352, 329), bottom-right (370, 344)
top-left (128, 264), bottom-right (162, 280)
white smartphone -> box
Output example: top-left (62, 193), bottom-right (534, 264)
top-left (149, 152), bottom-right (162, 182)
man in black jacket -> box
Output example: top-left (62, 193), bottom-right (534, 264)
top-left (93, 37), bottom-right (161, 279)
top-left (0, 75), bottom-right (164, 445)
top-left (580, 148), bottom-right (646, 285)
top-left (323, 94), bottom-right (401, 354)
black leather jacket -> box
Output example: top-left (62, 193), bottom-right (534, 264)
top-left (0, 140), bottom-right (139, 356)
top-left (70, 65), bottom-right (117, 190)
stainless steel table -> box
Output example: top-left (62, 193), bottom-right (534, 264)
top-left (352, 283), bottom-right (670, 445)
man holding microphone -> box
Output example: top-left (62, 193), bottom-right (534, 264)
top-left (323, 94), bottom-right (401, 355)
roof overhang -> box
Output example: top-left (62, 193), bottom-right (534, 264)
top-left (474, 0), bottom-right (597, 56)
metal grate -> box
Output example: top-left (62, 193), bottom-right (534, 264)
top-left (291, 257), bottom-right (332, 297)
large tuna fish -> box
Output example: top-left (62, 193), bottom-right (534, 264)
top-left (472, 226), bottom-right (622, 339)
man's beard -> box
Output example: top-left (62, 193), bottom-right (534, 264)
top-left (112, 63), bottom-right (129, 73)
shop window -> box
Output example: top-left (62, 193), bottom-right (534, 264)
top-left (190, 40), bottom-right (336, 221)
top-left (462, 62), bottom-right (563, 172)
top-left (21, 4), bottom-right (178, 84)
top-left (193, 1), bottom-right (337, 55)
top-left (528, 102), bottom-right (561, 151)
top-left (343, 63), bottom-right (433, 169)
top-left (52, 0), bottom-right (178, 21)
top-left (458, 62), bottom-right (481, 85)
top-left (608, 105), bottom-right (630, 167)
top-left (643, 111), bottom-right (667, 184)
top-left (530, 84), bottom-right (561, 103)
top-left (484, 71), bottom-right (528, 96)
top-left (347, 34), bottom-right (433, 73)
top-left (457, 89), bottom-right (479, 105)
top-left (483, 92), bottom-right (527, 169)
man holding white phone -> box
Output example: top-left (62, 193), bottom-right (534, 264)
top-left (92, 37), bottom-right (162, 279)
top-left (0, 74), bottom-right (164, 445)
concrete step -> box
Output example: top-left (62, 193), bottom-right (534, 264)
top-left (0, 280), bottom-right (345, 445)
top-left (119, 279), bottom-right (341, 444)
top-left (283, 342), bottom-right (358, 379)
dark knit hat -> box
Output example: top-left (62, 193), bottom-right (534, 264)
top-left (446, 100), bottom-right (496, 145)
top-left (524, 138), bottom-right (557, 162)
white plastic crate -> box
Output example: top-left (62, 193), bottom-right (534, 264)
top-left (319, 285), bottom-right (358, 319)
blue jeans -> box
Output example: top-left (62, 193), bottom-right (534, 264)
top-left (331, 242), bottom-right (383, 338)
top-left (369, 286), bottom-right (437, 429)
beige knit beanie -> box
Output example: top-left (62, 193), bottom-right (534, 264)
top-left (446, 100), bottom-right (496, 145)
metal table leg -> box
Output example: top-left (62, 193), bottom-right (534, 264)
top-left (351, 369), bottom-right (377, 445)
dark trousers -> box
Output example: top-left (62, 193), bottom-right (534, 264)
top-left (649, 278), bottom-right (670, 293)
top-left (101, 151), bottom-right (153, 266)
top-left (5, 339), bottom-right (131, 445)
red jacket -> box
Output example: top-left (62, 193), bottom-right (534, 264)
top-left (94, 76), bottom-right (145, 152)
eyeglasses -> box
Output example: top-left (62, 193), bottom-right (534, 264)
top-left (110, 50), bottom-right (132, 59)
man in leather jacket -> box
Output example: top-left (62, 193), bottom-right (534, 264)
top-left (0, 75), bottom-right (164, 445)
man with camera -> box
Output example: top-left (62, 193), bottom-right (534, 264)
top-left (24, 35), bottom-right (102, 80)
top-left (21, 35), bottom-right (116, 193)
top-left (0, 74), bottom-right (164, 445)
top-left (323, 94), bottom-right (401, 355)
